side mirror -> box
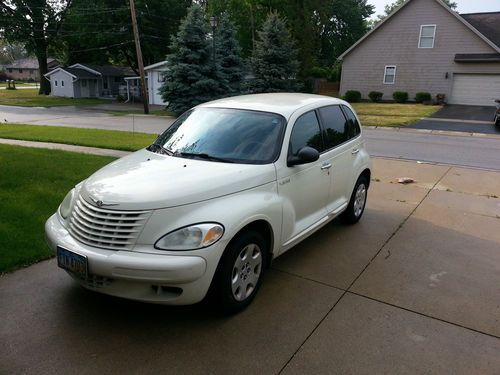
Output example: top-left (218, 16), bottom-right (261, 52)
top-left (287, 146), bottom-right (320, 167)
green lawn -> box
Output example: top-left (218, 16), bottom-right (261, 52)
top-left (0, 124), bottom-right (156, 151)
top-left (0, 88), bottom-right (107, 107)
top-left (352, 103), bottom-right (442, 127)
top-left (0, 145), bottom-right (116, 273)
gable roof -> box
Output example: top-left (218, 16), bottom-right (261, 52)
top-left (460, 12), bottom-right (500, 49)
top-left (4, 58), bottom-right (59, 69)
top-left (144, 60), bottom-right (168, 71)
top-left (338, 0), bottom-right (500, 60)
top-left (68, 63), bottom-right (134, 77)
top-left (43, 67), bottom-right (100, 79)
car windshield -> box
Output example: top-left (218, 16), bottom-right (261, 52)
top-left (150, 108), bottom-right (285, 164)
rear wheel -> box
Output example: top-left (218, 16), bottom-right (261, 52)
top-left (210, 230), bottom-right (267, 313)
top-left (340, 175), bottom-right (368, 225)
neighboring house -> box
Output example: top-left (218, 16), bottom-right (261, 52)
top-left (145, 60), bottom-right (168, 105)
top-left (338, 0), bottom-right (500, 106)
top-left (44, 63), bottom-right (134, 98)
top-left (3, 58), bottom-right (59, 81)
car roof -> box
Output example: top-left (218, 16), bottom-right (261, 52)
top-left (198, 93), bottom-right (347, 119)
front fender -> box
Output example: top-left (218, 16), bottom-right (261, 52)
top-left (136, 181), bottom-right (282, 258)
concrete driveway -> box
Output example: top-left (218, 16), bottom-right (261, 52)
top-left (408, 104), bottom-right (499, 134)
top-left (1, 158), bottom-right (499, 374)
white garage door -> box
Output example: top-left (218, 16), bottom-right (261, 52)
top-left (450, 74), bottom-right (500, 106)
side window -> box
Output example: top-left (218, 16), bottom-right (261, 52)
top-left (342, 105), bottom-right (361, 140)
top-left (289, 111), bottom-right (323, 156)
top-left (54, 80), bottom-right (58, 86)
top-left (318, 105), bottom-right (348, 149)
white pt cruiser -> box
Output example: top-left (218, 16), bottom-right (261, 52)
top-left (45, 93), bottom-right (372, 312)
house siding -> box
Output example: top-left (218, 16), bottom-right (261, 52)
top-left (49, 70), bottom-right (74, 97)
top-left (147, 70), bottom-right (167, 105)
top-left (340, 0), bottom-right (500, 102)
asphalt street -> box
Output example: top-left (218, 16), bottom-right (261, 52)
top-left (364, 128), bottom-right (500, 171)
top-left (0, 104), bottom-right (174, 134)
top-left (2, 104), bottom-right (500, 171)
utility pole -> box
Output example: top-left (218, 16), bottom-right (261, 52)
top-left (129, 0), bottom-right (149, 114)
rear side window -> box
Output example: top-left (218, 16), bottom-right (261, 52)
top-left (289, 111), bottom-right (323, 155)
top-left (318, 105), bottom-right (348, 149)
top-left (342, 105), bottom-right (361, 140)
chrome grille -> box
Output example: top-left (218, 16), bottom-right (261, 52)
top-left (68, 195), bottom-right (151, 250)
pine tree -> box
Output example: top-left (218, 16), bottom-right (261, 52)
top-left (249, 12), bottom-right (301, 93)
top-left (160, 4), bottom-right (225, 115)
top-left (215, 13), bottom-right (245, 94)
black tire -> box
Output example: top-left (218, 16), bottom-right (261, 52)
top-left (340, 175), bottom-right (368, 225)
top-left (210, 230), bottom-right (268, 314)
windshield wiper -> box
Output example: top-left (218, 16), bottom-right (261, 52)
top-left (147, 143), bottom-right (173, 156)
top-left (175, 151), bottom-right (234, 163)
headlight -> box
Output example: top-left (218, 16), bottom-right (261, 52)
top-left (155, 223), bottom-right (224, 250)
top-left (58, 188), bottom-right (75, 219)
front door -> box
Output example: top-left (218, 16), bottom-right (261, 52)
top-left (277, 110), bottom-right (330, 249)
top-left (89, 80), bottom-right (96, 97)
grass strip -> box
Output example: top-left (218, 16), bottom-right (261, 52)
top-left (0, 144), bottom-right (116, 273)
top-left (0, 123), bottom-right (156, 151)
top-left (0, 88), bottom-right (106, 107)
top-left (352, 103), bottom-right (442, 127)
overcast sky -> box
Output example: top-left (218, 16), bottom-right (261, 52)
top-left (368, 0), bottom-right (500, 19)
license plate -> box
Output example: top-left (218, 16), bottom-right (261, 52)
top-left (57, 246), bottom-right (88, 279)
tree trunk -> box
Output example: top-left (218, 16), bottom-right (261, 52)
top-left (37, 50), bottom-right (50, 95)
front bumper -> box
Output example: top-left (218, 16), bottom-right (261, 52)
top-left (45, 214), bottom-right (216, 304)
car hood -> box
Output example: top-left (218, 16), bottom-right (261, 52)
top-left (81, 149), bottom-right (277, 210)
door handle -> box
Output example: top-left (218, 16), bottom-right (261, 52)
top-left (351, 148), bottom-right (360, 155)
top-left (321, 163), bottom-right (332, 170)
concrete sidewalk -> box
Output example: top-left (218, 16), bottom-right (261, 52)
top-left (1, 157), bottom-right (500, 374)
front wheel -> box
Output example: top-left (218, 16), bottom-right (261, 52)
top-left (340, 175), bottom-right (368, 225)
top-left (210, 230), bottom-right (267, 313)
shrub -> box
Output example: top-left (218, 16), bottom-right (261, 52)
top-left (309, 66), bottom-right (328, 78)
top-left (368, 91), bottom-right (383, 102)
top-left (393, 91), bottom-right (408, 103)
top-left (436, 93), bottom-right (446, 105)
top-left (344, 90), bottom-right (362, 103)
top-left (415, 92), bottom-right (431, 103)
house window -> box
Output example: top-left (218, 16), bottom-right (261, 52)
top-left (55, 80), bottom-right (58, 87)
top-left (82, 80), bottom-right (87, 87)
top-left (158, 72), bottom-right (166, 82)
top-left (19, 69), bottom-right (23, 73)
top-left (419, 25), bottom-right (436, 48)
top-left (383, 66), bottom-right (396, 84)
top-left (61, 80), bottom-right (64, 87)
top-left (8, 68), bottom-right (12, 73)
top-left (114, 77), bottom-right (122, 83)
top-left (103, 79), bottom-right (108, 90)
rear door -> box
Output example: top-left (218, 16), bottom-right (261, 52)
top-left (317, 105), bottom-right (362, 213)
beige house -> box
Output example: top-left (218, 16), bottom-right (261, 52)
top-left (3, 58), bottom-right (59, 81)
top-left (338, 0), bottom-right (500, 106)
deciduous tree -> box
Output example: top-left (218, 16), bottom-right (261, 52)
top-left (0, 0), bottom-right (74, 94)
